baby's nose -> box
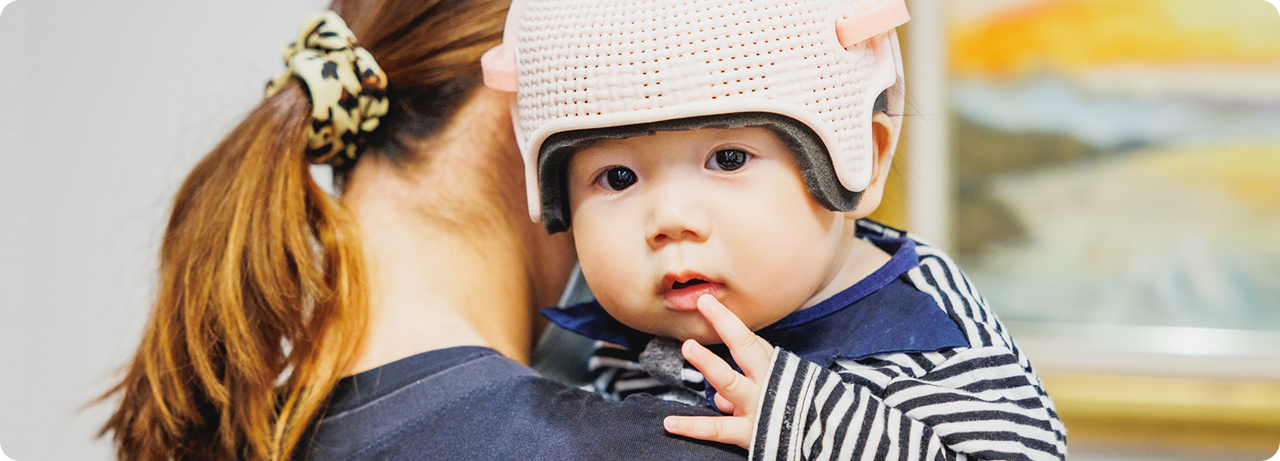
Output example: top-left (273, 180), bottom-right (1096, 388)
top-left (645, 187), bottom-right (711, 248)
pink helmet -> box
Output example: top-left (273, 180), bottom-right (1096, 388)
top-left (483, 0), bottom-right (908, 232)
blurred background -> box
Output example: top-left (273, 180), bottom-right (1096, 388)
top-left (1, 0), bottom-right (1278, 460)
top-left (0, 1), bottom-right (329, 459)
top-left (881, 0), bottom-right (1280, 459)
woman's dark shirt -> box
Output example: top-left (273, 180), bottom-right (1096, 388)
top-left (294, 346), bottom-right (745, 460)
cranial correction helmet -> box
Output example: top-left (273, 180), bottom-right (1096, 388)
top-left (482, 0), bottom-right (909, 233)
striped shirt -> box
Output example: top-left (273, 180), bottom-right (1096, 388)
top-left (545, 219), bottom-right (1067, 460)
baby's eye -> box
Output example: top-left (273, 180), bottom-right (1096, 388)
top-left (596, 166), bottom-right (637, 191)
top-left (707, 149), bottom-right (750, 171)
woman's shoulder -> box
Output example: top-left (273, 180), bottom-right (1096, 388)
top-left (295, 346), bottom-right (526, 459)
top-left (296, 346), bottom-right (745, 460)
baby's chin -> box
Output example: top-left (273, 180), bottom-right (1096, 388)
top-left (605, 306), bottom-right (721, 344)
top-left (656, 322), bottom-right (725, 346)
top-left (626, 309), bottom-right (772, 345)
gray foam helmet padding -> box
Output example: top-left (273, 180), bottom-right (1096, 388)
top-left (537, 112), bottom-right (863, 234)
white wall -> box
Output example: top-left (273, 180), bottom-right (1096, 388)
top-left (0, 1), bottom-right (325, 459)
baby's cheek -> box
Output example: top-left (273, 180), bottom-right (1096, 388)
top-left (732, 297), bottom-right (795, 332)
top-left (577, 237), bottom-right (631, 292)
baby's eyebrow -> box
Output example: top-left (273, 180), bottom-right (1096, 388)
top-left (569, 143), bottom-right (616, 163)
top-left (565, 153), bottom-right (612, 181)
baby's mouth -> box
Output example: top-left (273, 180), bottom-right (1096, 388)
top-left (660, 274), bottom-right (724, 311)
top-left (672, 278), bottom-right (709, 290)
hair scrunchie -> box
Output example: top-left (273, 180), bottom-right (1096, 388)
top-left (266, 10), bottom-right (389, 168)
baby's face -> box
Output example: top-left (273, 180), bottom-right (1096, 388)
top-left (566, 127), bottom-right (853, 343)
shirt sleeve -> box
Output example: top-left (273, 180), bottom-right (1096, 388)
top-left (749, 347), bottom-right (1066, 461)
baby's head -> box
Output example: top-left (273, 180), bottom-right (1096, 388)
top-left (484, 0), bottom-right (908, 341)
top-left (559, 112), bottom-right (899, 341)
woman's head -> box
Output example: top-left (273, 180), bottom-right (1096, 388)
top-left (101, 2), bottom-right (513, 460)
top-left (329, 0), bottom-right (508, 169)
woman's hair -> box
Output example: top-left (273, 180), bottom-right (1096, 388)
top-left (99, 1), bottom-right (509, 459)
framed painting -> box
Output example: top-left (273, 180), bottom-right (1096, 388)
top-left (900, 1), bottom-right (1280, 453)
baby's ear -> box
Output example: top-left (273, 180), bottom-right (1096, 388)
top-left (871, 111), bottom-right (897, 164)
top-left (843, 112), bottom-right (898, 220)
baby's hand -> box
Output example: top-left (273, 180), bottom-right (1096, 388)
top-left (662, 294), bottom-right (775, 449)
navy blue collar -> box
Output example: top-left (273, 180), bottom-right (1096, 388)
top-left (542, 233), bottom-right (969, 367)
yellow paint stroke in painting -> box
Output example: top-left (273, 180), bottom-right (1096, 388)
top-left (950, 0), bottom-right (1280, 77)
top-left (1135, 145), bottom-right (1280, 212)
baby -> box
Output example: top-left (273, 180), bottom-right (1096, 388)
top-left (483, 0), bottom-right (1067, 459)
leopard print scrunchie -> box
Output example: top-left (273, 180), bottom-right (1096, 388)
top-left (266, 11), bottom-right (389, 168)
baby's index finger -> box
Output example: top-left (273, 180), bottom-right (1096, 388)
top-left (696, 294), bottom-right (751, 341)
top-left (696, 295), bottom-right (775, 380)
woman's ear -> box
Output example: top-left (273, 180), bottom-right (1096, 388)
top-left (845, 111), bottom-right (898, 219)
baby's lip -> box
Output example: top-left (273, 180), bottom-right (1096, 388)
top-left (658, 271), bottom-right (724, 311)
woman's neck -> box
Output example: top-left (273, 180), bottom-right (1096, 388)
top-left (339, 138), bottom-right (530, 373)
top-left (339, 88), bottom-right (576, 375)
top-left (345, 186), bottom-right (537, 373)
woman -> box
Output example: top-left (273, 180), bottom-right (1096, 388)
top-left (99, 1), bottom-right (744, 459)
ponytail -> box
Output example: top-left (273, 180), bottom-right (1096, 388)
top-left (100, 85), bottom-right (367, 460)
top-left (101, 1), bottom-right (510, 458)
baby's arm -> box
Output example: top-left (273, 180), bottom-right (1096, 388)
top-left (667, 295), bottom-right (1066, 461)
